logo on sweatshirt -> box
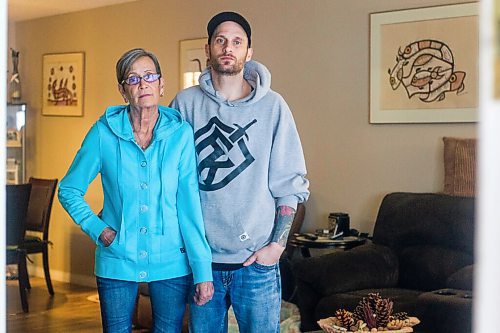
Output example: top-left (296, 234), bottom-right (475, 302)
top-left (194, 116), bottom-right (257, 191)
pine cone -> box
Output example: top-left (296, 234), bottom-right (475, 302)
top-left (374, 298), bottom-right (393, 327)
top-left (367, 293), bottom-right (380, 307)
top-left (353, 294), bottom-right (373, 321)
top-left (390, 312), bottom-right (408, 321)
top-left (353, 302), bottom-right (365, 322)
top-left (335, 309), bottom-right (354, 328)
top-left (353, 293), bottom-right (394, 329)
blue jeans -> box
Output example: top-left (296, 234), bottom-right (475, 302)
top-left (96, 275), bottom-right (192, 333)
top-left (189, 262), bottom-right (281, 333)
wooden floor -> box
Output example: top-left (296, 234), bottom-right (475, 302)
top-left (6, 277), bottom-right (148, 333)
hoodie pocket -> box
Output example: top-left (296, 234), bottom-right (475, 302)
top-left (202, 202), bottom-right (254, 254)
top-left (98, 237), bottom-right (125, 260)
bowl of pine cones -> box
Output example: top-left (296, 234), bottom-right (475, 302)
top-left (317, 293), bottom-right (420, 333)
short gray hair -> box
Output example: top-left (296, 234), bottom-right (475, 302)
top-left (116, 48), bottom-right (162, 84)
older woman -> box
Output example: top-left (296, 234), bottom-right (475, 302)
top-left (59, 48), bottom-right (213, 332)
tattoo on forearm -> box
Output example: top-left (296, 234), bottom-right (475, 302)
top-left (271, 206), bottom-right (296, 247)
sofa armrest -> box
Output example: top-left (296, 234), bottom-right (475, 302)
top-left (446, 264), bottom-right (473, 290)
top-left (293, 243), bottom-right (399, 297)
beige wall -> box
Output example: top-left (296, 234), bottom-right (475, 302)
top-left (11, 0), bottom-right (476, 284)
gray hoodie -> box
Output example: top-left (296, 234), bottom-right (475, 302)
top-left (171, 60), bottom-right (309, 263)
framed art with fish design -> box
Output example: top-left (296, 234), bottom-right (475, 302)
top-left (370, 3), bottom-right (478, 123)
top-left (42, 52), bottom-right (85, 116)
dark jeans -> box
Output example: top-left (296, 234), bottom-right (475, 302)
top-left (189, 262), bottom-right (281, 333)
top-left (96, 275), bottom-right (192, 333)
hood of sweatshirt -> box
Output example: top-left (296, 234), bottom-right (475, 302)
top-left (198, 60), bottom-right (271, 106)
top-left (101, 104), bottom-right (184, 141)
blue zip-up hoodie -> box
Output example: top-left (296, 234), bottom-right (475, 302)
top-left (171, 60), bottom-right (310, 264)
top-left (58, 105), bottom-right (212, 283)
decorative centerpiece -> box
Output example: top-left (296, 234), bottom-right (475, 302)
top-left (318, 293), bottom-right (420, 333)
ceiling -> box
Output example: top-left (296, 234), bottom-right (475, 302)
top-left (8, 0), bottom-right (139, 22)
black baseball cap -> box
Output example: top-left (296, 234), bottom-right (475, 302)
top-left (207, 11), bottom-right (252, 47)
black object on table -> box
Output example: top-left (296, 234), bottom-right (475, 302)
top-left (290, 235), bottom-right (367, 257)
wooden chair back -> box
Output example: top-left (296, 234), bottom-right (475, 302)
top-left (6, 183), bottom-right (32, 248)
top-left (25, 178), bottom-right (58, 240)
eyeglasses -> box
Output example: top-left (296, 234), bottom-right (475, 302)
top-left (121, 73), bottom-right (161, 85)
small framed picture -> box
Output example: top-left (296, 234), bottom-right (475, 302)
top-left (6, 128), bottom-right (21, 147)
top-left (179, 38), bottom-right (208, 91)
top-left (42, 52), bottom-right (85, 116)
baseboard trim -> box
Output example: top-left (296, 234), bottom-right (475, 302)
top-left (29, 264), bottom-right (96, 288)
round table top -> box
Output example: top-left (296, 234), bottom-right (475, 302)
top-left (292, 235), bottom-right (367, 249)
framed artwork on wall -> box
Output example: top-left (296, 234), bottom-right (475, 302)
top-left (6, 128), bottom-right (21, 147)
top-left (179, 38), bottom-right (207, 91)
top-left (42, 52), bottom-right (85, 116)
top-left (370, 3), bottom-right (479, 123)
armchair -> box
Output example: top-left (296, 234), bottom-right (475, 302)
top-left (293, 192), bottom-right (474, 332)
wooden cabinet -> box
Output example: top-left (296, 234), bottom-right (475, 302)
top-left (6, 103), bottom-right (26, 184)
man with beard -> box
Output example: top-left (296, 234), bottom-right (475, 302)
top-left (170, 11), bottom-right (309, 332)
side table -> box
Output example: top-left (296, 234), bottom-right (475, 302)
top-left (290, 235), bottom-right (367, 257)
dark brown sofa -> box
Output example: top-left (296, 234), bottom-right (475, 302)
top-left (293, 192), bottom-right (474, 332)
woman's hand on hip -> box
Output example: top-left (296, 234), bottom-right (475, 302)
top-left (194, 281), bottom-right (214, 306)
top-left (99, 227), bottom-right (117, 247)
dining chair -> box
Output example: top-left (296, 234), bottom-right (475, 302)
top-left (6, 183), bottom-right (32, 313)
top-left (21, 177), bottom-right (58, 296)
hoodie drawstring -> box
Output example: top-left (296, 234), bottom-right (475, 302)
top-left (117, 139), bottom-right (126, 244)
top-left (159, 143), bottom-right (166, 236)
